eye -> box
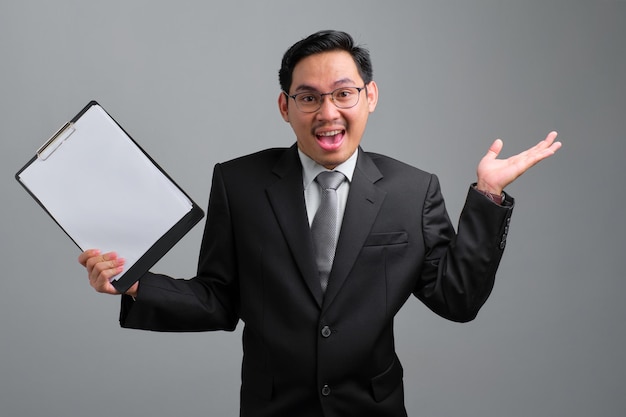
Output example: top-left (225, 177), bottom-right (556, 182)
top-left (299, 94), bottom-right (317, 103)
top-left (334, 88), bottom-right (355, 101)
top-left (338, 89), bottom-right (351, 97)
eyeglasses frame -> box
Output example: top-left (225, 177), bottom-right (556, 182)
top-left (283, 85), bottom-right (367, 113)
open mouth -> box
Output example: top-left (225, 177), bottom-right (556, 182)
top-left (316, 129), bottom-right (345, 151)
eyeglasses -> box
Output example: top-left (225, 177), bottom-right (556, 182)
top-left (284, 86), bottom-right (366, 113)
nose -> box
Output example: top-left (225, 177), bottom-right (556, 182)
top-left (316, 94), bottom-right (340, 120)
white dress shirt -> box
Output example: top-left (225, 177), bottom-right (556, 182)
top-left (298, 148), bottom-right (358, 230)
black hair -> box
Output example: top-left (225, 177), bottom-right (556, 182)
top-left (278, 30), bottom-right (373, 93)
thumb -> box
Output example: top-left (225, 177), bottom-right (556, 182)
top-left (486, 139), bottom-right (503, 159)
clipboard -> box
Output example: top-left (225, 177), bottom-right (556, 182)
top-left (16, 101), bottom-right (205, 293)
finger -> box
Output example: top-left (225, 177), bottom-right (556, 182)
top-left (96, 253), bottom-right (123, 275)
top-left (90, 270), bottom-right (121, 293)
top-left (534, 131), bottom-right (559, 152)
top-left (85, 251), bottom-right (116, 274)
top-left (535, 132), bottom-right (562, 159)
top-left (545, 131), bottom-right (562, 152)
top-left (86, 252), bottom-right (123, 284)
top-left (100, 251), bottom-right (117, 265)
top-left (78, 249), bottom-right (100, 267)
top-left (89, 257), bottom-right (125, 294)
top-left (545, 130), bottom-right (558, 144)
top-left (90, 274), bottom-right (120, 294)
top-left (549, 140), bottom-right (562, 153)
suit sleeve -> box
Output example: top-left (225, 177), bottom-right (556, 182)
top-left (120, 163), bottom-right (240, 332)
top-left (415, 176), bottom-right (514, 322)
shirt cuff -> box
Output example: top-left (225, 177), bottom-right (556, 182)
top-left (472, 184), bottom-right (505, 205)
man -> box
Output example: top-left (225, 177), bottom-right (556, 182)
top-left (80, 30), bottom-right (561, 416)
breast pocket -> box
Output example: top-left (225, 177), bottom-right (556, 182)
top-left (363, 231), bottom-right (408, 247)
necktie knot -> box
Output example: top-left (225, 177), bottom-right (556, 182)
top-left (315, 171), bottom-right (345, 191)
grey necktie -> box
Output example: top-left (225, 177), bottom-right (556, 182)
top-left (311, 171), bottom-right (345, 293)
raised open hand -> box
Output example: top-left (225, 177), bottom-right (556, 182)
top-left (476, 131), bottom-right (562, 195)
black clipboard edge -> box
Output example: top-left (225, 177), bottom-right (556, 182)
top-left (111, 202), bottom-right (204, 293)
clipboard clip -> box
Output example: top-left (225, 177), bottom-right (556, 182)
top-left (37, 122), bottom-right (76, 161)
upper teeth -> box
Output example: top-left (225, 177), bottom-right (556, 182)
top-left (319, 130), bottom-right (342, 137)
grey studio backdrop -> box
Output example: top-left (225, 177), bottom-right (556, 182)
top-left (1, 1), bottom-right (624, 416)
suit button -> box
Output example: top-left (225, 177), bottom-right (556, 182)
top-left (321, 384), bottom-right (331, 396)
top-left (321, 325), bottom-right (331, 338)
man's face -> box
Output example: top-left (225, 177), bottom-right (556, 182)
top-left (278, 50), bottom-right (378, 169)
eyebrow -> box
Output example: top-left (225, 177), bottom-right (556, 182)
top-left (293, 78), bottom-right (357, 93)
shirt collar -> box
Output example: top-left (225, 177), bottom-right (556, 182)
top-left (298, 147), bottom-right (358, 189)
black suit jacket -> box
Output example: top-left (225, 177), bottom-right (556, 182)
top-left (121, 145), bottom-right (514, 417)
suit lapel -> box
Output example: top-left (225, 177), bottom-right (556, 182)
top-left (266, 145), bottom-right (324, 307)
top-left (323, 149), bottom-right (386, 310)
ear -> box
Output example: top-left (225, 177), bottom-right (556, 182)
top-left (365, 81), bottom-right (379, 113)
top-left (278, 92), bottom-right (290, 122)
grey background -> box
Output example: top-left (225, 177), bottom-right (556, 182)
top-left (1, 1), bottom-right (624, 416)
